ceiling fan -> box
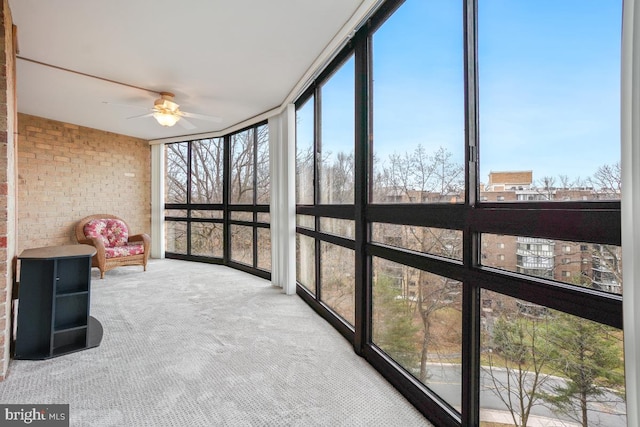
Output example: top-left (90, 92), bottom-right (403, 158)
top-left (107, 92), bottom-right (222, 130)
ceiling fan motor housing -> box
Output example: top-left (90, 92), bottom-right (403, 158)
top-left (154, 92), bottom-right (180, 113)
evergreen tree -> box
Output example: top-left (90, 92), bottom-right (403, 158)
top-left (543, 313), bottom-right (624, 427)
top-left (372, 274), bottom-right (420, 370)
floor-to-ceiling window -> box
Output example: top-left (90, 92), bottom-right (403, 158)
top-left (296, 0), bottom-right (625, 425)
top-left (296, 50), bottom-right (358, 335)
top-left (476, 3), bottom-right (624, 425)
top-left (164, 122), bottom-right (271, 278)
top-left (228, 124), bottom-right (271, 274)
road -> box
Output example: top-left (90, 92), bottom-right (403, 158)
top-left (417, 363), bottom-right (627, 426)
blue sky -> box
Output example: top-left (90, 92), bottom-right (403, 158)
top-left (477, 0), bottom-right (622, 184)
top-left (300, 0), bottom-right (623, 186)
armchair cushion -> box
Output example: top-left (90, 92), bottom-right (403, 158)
top-left (84, 218), bottom-right (129, 247)
top-left (105, 244), bottom-right (144, 258)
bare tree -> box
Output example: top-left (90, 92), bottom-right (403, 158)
top-left (319, 150), bottom-right (354, 204)
top-left (296, 145), bottom-right (314, 204)
top-left (415, 273), bottom-right (461, 382)
top-left (255, 125), bottom-right (270, 205)
top-left (486, 314), bottom-right (553, 426)
top-left (191, 138), bottom-right (224, 203)
top-left (432, 146), bottom-right (464, 196)
top-left (230, 130), bottom-right (255, 204)
top-left (373, 145), bottom-right (464, 382)
top-left (558, 174), bottom-right (571, 189)
top-left (166, 142), bottom-right (189, 204)
top-left (375, 145), bottom-right (463, 203)
top-left (589, 162), bottom-right (621, 193)
top-left (535, 176), bottom-right (556, 201)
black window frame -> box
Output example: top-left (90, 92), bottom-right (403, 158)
top-left (294, 1), bottom-right (623, 426)
top-left (164, 121), bottom-right (271, 280)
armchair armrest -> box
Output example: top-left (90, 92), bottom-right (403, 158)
top-left (77, 237), bottom-right (106, 260)
top-left (128, 233), bottom-right (151, 249)
top-left (129, 233), bottom-right (151, 265)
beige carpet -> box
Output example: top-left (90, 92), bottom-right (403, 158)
top-left (1, 259), bottom-right (432, 427)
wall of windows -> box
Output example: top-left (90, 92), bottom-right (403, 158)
top-left (295, 1), bottom-right (625, 426)
top-left (295, 50), bottom-right (359, 333)
top-left (164, 123), bottom-right (271, 278)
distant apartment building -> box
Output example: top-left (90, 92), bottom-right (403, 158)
top-left (481, 171), bottom-right (621, 296)
top-left (375, 171), bottom-right (622, 307)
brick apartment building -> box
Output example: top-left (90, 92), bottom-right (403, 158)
top-left (482, 171), bottom-right (621, 294)
top-left (376, 171), bottom-right (622, 304)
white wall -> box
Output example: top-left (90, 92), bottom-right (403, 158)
top-left (268, 105), bottom-right (297, 295)
top-left (150, 143), bottom-right (165, 259)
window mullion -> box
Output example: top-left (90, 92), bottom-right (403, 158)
top-left (223, 135), bottom-right (231, 264)
top-left (462, 0), bottom-right (480, 425)
top-left (353, 29), bottom-right (370, 355)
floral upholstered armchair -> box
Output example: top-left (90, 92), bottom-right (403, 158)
top-left (75, 214), bottom-right (150, 279)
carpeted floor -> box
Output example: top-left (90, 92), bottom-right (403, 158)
top-left (1, 259), bottom-right (432, 426)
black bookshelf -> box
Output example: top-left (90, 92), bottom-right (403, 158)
top-left (14, 245), bottom-right (103, 360)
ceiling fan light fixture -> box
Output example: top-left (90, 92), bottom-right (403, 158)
top-left (153, 111), bottom-right (180, 127)
top-left (155, 98), bottom-right (179, 113)
top-left (151, 92), bottom-right (181, 126)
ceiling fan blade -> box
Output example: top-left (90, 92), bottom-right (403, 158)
top-left (181, 111), bottom-right (223, 123)
top-left (126, 112), bottom-right (153, 120)
top-left (178, 117), bottom-right (197, 130)
top-left (102, 101), bottom-right (149, 110)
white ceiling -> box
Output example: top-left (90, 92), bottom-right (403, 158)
top-left (9, 0), bottom-right (375, 141)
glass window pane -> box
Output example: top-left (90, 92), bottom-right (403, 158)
top-left (191, 222), bottom-right (223, 258)
top-left (320, 243), bottom-right (355, 326)
top-left (296, 97), bottom-right (314, 205)
top-left (319, 56), bottom-right (354, 204)
top-left (165, 142), bottom-right (188, 204)
top-left (371, 223), bottom-right (462, 260)
top-left (372, 258), bottom-right (462, 410)
top-left (371, 0), bottom-right (465, 204)
top-left (256, 124), bottom-right (270, 204)
top-left (164, 209), bottom-right (187, 218)
top-left (480, 291), bottom-right (626, 426)
top-left (256, 212), bottom-right (270, 224)
top-left (296, 233), bottom-right (315, 295)
top-left (165, 221), bottom-right (187, 254)
top-left (478, 1), bottom-right (622, 201)
top-left (230, 211), bottom-right (253, 222)
top-left (190, 138), bottom-right (223, 204)
top-left (230, 225), bottom-right (253, 266)
top-left (296, 215), bottom-right (315, 230)
top-left (481, 234), bottom-right (622, 295)
top-left (257, 228), bottom-right (271, 272)
top-left (319, 218), bottom-right (354, 240)
top-left (230, 129), bottom-right (255, 204)
top-left (191, 210), bottom-right (223, 219)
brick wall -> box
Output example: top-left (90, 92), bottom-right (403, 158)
top-left (17, 114), bottom-right (151, 252)
top-left (488, 171), bottom-right (533, 187)
top-left (0, 0), bottom-right (16, 379)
